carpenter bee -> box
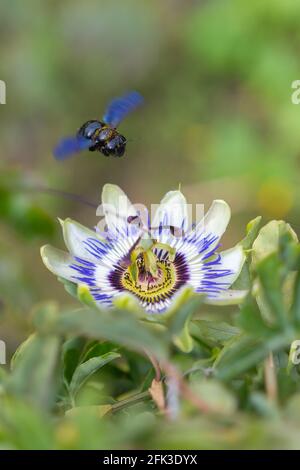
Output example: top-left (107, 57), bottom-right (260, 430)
top-left (53, 91), bottom-right (143, 160)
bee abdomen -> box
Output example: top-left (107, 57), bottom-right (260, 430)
top-left (77, 120), bottom-right (104, 140)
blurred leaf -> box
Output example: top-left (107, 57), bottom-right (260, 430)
top-left (81, 341), bottom-right (119, 363)
top-left (236, 296), bottom-right (275, 338)
top-left (173, 321), bottom-right (194, 353)
top-left (69, 352), bottom-right (120, 398)
top-left (58, 278), bottom-right (78, 299)
top-left (240, 216), bottom-right (262, 250)
top-left (168, 295), bottom-right (204, 353)
top-left (163, 286), bottom-right (196, 321)
top-left (193, 320), bottom-right (240, 346)
top-left (55, 307), bottom-right (168, 360)
top-left (216, 333), bottom-right (291, 381)
top-left (7, 334), bottom-right (62, 409)
top-left (232, 217), bottom-right (263, 291)
top-left (10, 333), bottom-right (36, 371)
top-left (77, 284), bottom-right (96, 308)
top-left (0, 367), bottom-right (7, 384)
top-left (32, 301), bottom-right (59, 335)
top-left (66, 404), bottom-right (112, 419)
top-left (279, 229), bottom-right (300, 273)
top-left (252, 220), bottom-right (298, 268)
top-left (291, 270), bottom-right (300, 327)
top-left (168, 295), bottom-right (204, 335)
top-left (249, 392), bottom-right (278, 418)
top-left (189, 378), bottom-right (237, 416)
top-left (256, 253), bottom-right (287, 328)
top-left (62, 336), bottom-right (86, 384)
top-left (0, 397), bottom-right (54, 450)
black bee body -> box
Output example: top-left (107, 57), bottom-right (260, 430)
top-left (77, 120), bottom-right (127, 157)
top-left (53, 92), bottom-right (143, 161)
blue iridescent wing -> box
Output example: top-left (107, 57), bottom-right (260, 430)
top-left (53, 135), bottom-right (91, 160)
top-left (103, 91), bottom-right (144, 128)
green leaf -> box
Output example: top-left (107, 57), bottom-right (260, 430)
top-left (249, 392), bottom-right (278, 418)
top-left (81, 341), bottom-right (118, 363)
top-left (239, 216), bottom-right (262, 250)
top-left (215, 333), bottom-right (291, 381)
top-left (193, 320), bottom-right (240, 346)
top-left (32, 302), bottom-right (59, 335)
top-left (77, 285), bottom-right (97, 308)
top-left (10, 334), bottom-right (36, 371)
top-left (0, 397), bottom-right (54, 449)
top-left (113, 293), bottom-right (144, 316)
top-left (65, 404), bottom-right (112, 419)
top-left (291, 270), bottom-right (300, 327)
top-left (166, 295), bottom-right (204, 353)
top-left (55, 307), bottom-right (168, 360)
top-left (168, 295), bottom-right (204, 335)
top-left (58, 278), bottom-right (78, 299)
top-left (279, 230), bottom-right (300, 273)
top-left (69, 352), bottom-right (120, 398)
top-left (63, 337), bottom-right (87, 384)
top-left (7, 334), bottom-right (62, 409)
top-left (0, 366), bottom-right (7, 384)
top-left (230, 217), bottom-right (262, 291)
top-left (236, 296), bottom-right (276, 338)
top-left (189, 378), bottom-right (237, 415)
top-left (231, 260), bottom-right (251, 290)
top-left (256, 253), bottom-right (287, 328)
top-left (163, 286), bottom-right (196, 321)
top-left (173, 320), bottom-right (194, 353)
top-left (252, 220), bottom-right (298, 269)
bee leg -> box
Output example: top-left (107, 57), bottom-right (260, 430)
top-left (101, 146), bottom-right (111, 157)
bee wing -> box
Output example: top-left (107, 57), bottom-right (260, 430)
top-left (53, 135), bottom-right (91, 160)
top-left (103, 91), bottom-right (144, 128)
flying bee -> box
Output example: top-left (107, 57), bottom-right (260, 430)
top-left (53, 91), bottom-right (144, 160)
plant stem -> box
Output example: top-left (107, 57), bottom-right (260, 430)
top-left (143, 348), bottom-right (161, 381)
top-left (111, 391), bottom-right (151, 413)
top-left (161, 360), bottom-right (215, 414)
top-left (264, 352), bottom-right (278, 404)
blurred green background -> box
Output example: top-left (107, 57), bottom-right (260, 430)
top-left (1, 0), bottom-right (300, 355)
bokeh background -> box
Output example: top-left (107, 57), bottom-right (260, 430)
top-left (1, 0), bottom-right (300, 356)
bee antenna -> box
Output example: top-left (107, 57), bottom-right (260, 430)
top-left (16, 185), bottom-right (98, 209)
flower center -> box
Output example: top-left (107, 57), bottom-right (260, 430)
top-left (121, 257), bottom-right (177, 303)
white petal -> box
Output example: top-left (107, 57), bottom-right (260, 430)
top-left (101, 184), bottom-right (138, 234)
top-left (218, 245), bottom-right (245, 286)
top-left (196, 199), bottom-right (231, 243)
top-left (41, 245), bottom-right (76, 281)
top-left (61, 218), bottom-right (108, 261)
top-left (205, 289), bottom-right (248, 305)
top-left (152, 190), bottom-right (189, 239)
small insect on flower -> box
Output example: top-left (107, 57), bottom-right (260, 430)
top-left (41, 184), bottom-right (247, 314)
top-left (53, 91), bottom-right (144, 160)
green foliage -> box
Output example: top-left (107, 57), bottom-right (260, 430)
top-left (0, 171), bottom-right (56, 240)
top-left (68, 352), bottom-right (120, 399)
top-left (0, 218), bottom-right (300, 448)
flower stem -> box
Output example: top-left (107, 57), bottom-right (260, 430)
top-left (111, 391), bottom-right (151, 413)
top-left (264, 352), bottom-right (278, 404)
